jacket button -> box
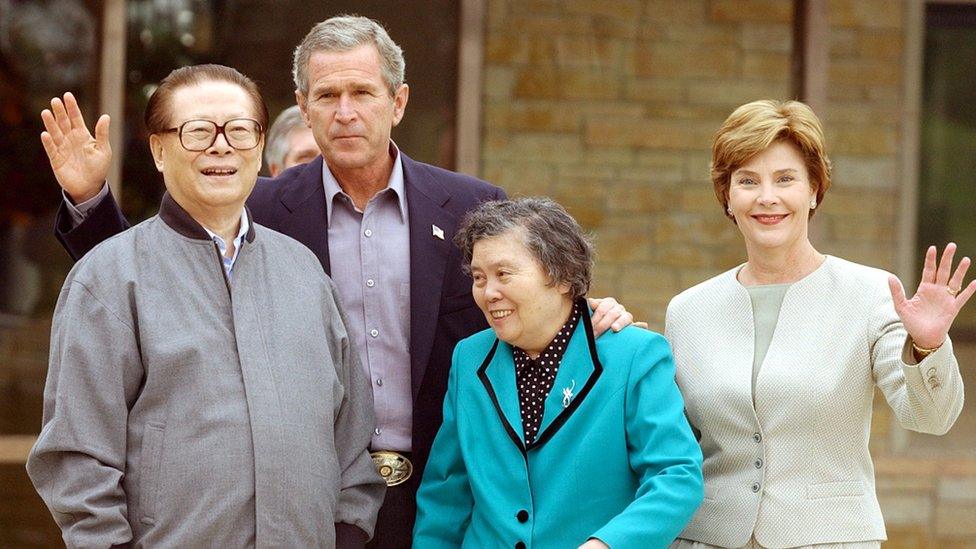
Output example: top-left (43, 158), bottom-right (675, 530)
top-left (754, 459), bottom-right (763, 468)
top-left (515, 543), bottom-right (526, 549)
top-left (753, 432), bottom-right (762, 443)
top-left (752, 482), bottom-right (761, 493)
top-left (516, 509), bottom-right (529, 523)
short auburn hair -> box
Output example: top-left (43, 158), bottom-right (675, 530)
top-left (144, 64), bottom-right (269, 135)
top-left (711, 99), bottom-right (832, 221)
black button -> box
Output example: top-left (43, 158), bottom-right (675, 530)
top-left (754, 459), bottom-right (763, 468)
top-left (753, 432), bottom-right (762, 443)
top-left (752, 482), bottom-right (761, 492)
top-left (515, 543), bottom-right (526, 549)
top-left (516, 509), bottom-right (529, 523)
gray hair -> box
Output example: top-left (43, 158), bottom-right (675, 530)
top-left (264, 106), bottom-right (306, 169)
top-left (292, 15), bottom-right (405, 96)
top-left (454, 198), bottom-right (593, 300)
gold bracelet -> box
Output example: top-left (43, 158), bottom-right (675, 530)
top-left (912, 341), bottom-right (941, 360)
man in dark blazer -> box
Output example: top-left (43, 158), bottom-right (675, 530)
top-left (46, 15), bottom-right (631, 549)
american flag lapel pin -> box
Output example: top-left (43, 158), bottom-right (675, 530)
top-left (432, 224), bottom-right (444, 240)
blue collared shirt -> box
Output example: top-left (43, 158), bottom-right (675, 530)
top-left (201, 209), bottom-right (250, 282)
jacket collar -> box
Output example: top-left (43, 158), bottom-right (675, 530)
top-left (159, 191), bottom-right (256, 243)
top-left (477, 298), bottom-right (604, 455)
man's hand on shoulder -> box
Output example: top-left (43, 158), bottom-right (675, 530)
top-left (40, 92), bottom-right (112, 204)
top-left (588, 297), bottom-right (647, 337)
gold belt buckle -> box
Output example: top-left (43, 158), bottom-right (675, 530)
top-left (370, 451), bottom-right (412, 486)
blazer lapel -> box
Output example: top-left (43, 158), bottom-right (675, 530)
top-left (529, 304), bottom-right (603, 450)
top-left (276, 157), bottom-right (332, 274)
top-left (477, 339), bottom-right (527, 453)
top-left (403, 154), bottom-right (456, 400)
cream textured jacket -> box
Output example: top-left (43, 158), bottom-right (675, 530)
top-left (665, 256), bottom-right (964, 548)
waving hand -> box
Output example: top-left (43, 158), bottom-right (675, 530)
top-left (40, 92), bottom-right (112, 203)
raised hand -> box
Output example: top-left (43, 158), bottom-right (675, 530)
top-left (40, 92), bottom-right (112, 203)
top-left (888, 243), bottom-right (976, 349)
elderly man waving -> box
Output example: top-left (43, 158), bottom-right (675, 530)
top-left (27, 64), bottom-right (384, 548)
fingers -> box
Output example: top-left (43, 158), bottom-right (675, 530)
top-left (94, 114), bottom-right (112, 151)
top-left (633, 321), bottom-right (649, 330)
top-left (587, 297), bottom-right (618, 338)
top-left (948, 255), bottom-right (971, 295)
top-left (50, 96), bottom-right (72, 137)
top-left (39, 131), bottom-right (59, 164)
top-left (920, 245), bottom-right (937, 285)
top-left (64, 92), bottom-right (86, 132)
top-left (935, 242), bottom-right (957, 286)
top-left (956, 279), bottom-right (976, 311)
top-left (40, 108), bottom-right (63, 144)
top-left (888, 275), bottom-right (907, 312)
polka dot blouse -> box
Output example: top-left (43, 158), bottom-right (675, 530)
top-left (513, 300), bottom-right (582, 444)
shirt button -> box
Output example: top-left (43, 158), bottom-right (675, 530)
top-left (753, 432), bottom-right (762, 443)
top-left (374, 428), bottom-right (382, 436)
top-left (370, 329), bottom-right (379, 338)
top-left (364, 228), bottom-right (373, 237)
top-left (755, 459), bottom-right (763, 468)
top-left (366, 279), bottom-right (375, 287)
top-left (516, 509), bottom-right (529, 523)
top-left (752, 482), bottom-right (761, 493)
top-left (376, 378), bottom-right (383, 387)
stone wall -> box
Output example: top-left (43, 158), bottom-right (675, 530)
top-left (482, 0), bottom-right (793, 327)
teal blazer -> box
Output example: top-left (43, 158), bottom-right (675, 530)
top-left (414, 304), bottom-right (703, 549)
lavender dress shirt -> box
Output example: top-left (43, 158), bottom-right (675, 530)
top-left (323, 146), bottom-right (412, 452)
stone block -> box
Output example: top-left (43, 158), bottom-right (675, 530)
top-left (508, 133), bottom-right (584, 161)
top-left (606, 181), bottom-right (681, 214)
top-left (554, 35), bottom-right (624, 69)
top-left (564, 0), bottom-right (642, 19)
top-left (593, 220), bottom-right (656, 262)
top-left (622, 161), bottom-right (685, 185)
top-left (937, 477), bottom-right (976, 501)
top-left (738, 22), bottom-right (794, 52)
top-left (486, 34), bottom-right (528, 64)
top-left (710, 0), bottom-right (793, 23)
top-left (626, 78), bottom-right (686, 102)
top-left (877, 492), bottom-right (933, 527)
top-left (484, 66), bottom-right (516, 99)
top-left (560, 69), bottom-right (623, 100)
top-left (742, 51), bottom-right (792, 81)
top-left (858, 30), bottom-right (904, 59)
top-left (514, 66), bottom-right (561, 99)
top-left (934, 504), bottom-right (976, 538)
top-left (828, 0), bottom-right (902, 29)
top-left (829, 58), bottom-right (901, 87)
top-left (687, 80), bottom-right (791, 106)
top-left (830, 156), bottom-right (897, 189)
top-left (489, 102), bottom-right (582, 133)
top-left (633, 42), bottom-right (740, 79)
top-left (827, 125), bottom-right (898, 156)
top-left (643, 0), bottom-right (708, 23)
top-left (653, 22), bottom-right (740, 45)
top-left (585, 116), bottom-right (717, 150)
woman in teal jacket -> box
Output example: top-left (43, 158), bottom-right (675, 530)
top-left (413, 198), bottom-right (703, 549)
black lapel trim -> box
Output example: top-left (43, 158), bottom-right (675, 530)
top-left (159, 191), bottom-right (211, 240)
top-left (476, 339), bottom-right (527, 457)
top-left (526, 298), bottom-right (604, 451)
top-left (159, 191), bottom-right (257, 243)
top-left (243, 205), bottom-right (256, 242)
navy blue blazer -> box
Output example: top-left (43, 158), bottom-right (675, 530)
top-left (54, 153), bottom-right (506, 484)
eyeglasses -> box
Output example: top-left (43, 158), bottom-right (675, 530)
top-left (159, 118), bottom-right (263, 151)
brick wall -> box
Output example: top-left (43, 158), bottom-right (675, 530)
top-left (482, 0), bottom-right (792, 327)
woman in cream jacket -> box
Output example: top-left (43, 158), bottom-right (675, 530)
top-left (666, 100), bottom-right (972, 549)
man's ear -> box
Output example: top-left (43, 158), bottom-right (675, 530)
top-left (295, 90), bottom-right (311, 127)
top-left (149, 134), bottom-right (165, 172)
top-left (392, 83), bottom-right (409, 127)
